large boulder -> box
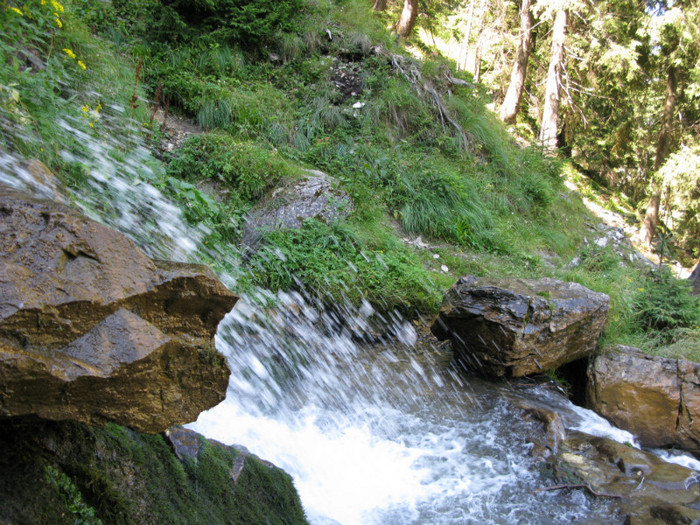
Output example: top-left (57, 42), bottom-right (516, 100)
top-left (0, 184), bottom-right (237, 432)
top-left (431, 276), bottom-right (609, 378)
top-left (587, 345), bottom-right (700, 453)
top-left (241, 170), bottom-right (352, 249)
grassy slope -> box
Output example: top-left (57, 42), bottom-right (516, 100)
top-left (1, 0), bottom-right (698, 358)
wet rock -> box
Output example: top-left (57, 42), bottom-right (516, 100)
top-left (431, 276), bottom-right (609, 378)
top-left (17, 158), bottom-right (67, 202)
top-left (587, 345), bottom-right (700, 453)
top-left (555, 431), bottom-right (700, 524)
top-left (0, 184), bottom-right (237, 432)
top-left (241, 170), bottom-right (352, 249)
top-left (516, 401), bottom-right (566, 458)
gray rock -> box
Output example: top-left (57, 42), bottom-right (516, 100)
top-left (431, 276), bottom-right (609, 377)
top-left (242, 170), bottom-right (352, 249)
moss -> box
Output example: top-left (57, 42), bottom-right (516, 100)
top-left (0, 419), bottom-right (307, 525)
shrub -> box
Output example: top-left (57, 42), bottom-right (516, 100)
top-left (633, 267), bottom-right (700, 335)
top-left (148, 0), bottom-right (305, 48)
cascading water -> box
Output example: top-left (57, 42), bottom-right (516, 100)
top-left (2, 111), bottom-right (694, 524)
top-left (189, 293), bottom-right (615, 525)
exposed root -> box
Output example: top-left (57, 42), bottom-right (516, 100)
top-left (389, 53), bottom-right (474, 152)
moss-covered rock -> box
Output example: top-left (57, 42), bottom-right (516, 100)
top-left (0, 418), bottom-right (308, 525)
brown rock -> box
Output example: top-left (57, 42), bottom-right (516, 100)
top-left (587, 346), bottom-right (700, 452)
top-left (0, 184), bottom-right (237, 432)
top-left (431, 276), bottom-right (609, 377)
top-left (556, 431), bottom-right (700, 524)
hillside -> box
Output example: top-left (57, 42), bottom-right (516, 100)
top-left (1, 0), bottom-right (698, 355)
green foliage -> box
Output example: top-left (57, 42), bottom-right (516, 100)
top-left (166, 133), bottom-right (301, 201)
top-left (0, 0), bottom-right (152, 181)
top-left (633, 267), bottom-right (700, 335)
top-left (153, 0), bottom-right (305, 47)
top-left (44, 466), bottom-right (102, 525)
top-left (247, 218), bottom-right (442, 313)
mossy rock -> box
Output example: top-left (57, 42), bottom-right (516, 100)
top-left (0, 418), bottom-right (308, 525)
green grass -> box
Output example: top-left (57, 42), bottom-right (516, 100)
top-left (245, 218), bottom-right (443, 313)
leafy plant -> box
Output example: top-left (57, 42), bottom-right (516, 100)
top-left (45, 465), bottom-right (102, 525)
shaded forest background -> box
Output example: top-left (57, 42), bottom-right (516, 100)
top-left (380, 0), bottom-right (699, 266)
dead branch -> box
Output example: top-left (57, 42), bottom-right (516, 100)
top-left (533, 484), bottom-right (622, 499)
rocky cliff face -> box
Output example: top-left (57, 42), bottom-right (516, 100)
top-left (0, 183), bottom-right (236, 432)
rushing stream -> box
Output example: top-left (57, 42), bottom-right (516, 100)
top-left (188, 293), bottom-right (625, 524)
top-left (1, 114), bottom-right (696, 524)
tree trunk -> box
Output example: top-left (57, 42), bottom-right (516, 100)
top-left (372, 0), bottom-right (387, 11)
top-left (499, 0), bottom-right (535, 124)
top-left (640, 66), bottom-right (680, 245)
top-left (689, 259), bottom-right (700, 295)
top-left (538, 8), bottom-right (567, 154)
top-left (473, 43), bottom-right (482, 83)
top-left (459, 0), bottom-right (475, 71)
top-left (395, 0), bottom-right (418, 38)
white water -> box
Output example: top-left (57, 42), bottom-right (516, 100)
top-left (186, 294), bottom-right (610, 524)
top-left (2, 109), bottom-right (694, 524)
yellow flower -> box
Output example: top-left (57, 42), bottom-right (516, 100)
top-left (77, 60), bottom-right (86, 70)
top-left (51, 0), bottom-right (64, 13)
top-left (55, 17), bottom-right (62, 28)
top-left (62, 48), bottom-right (75, 59)
top-left (9, 6), bottom-right (23, 15)
top-left (637, 287), bottom-right (645, 292)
